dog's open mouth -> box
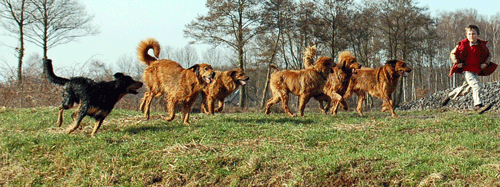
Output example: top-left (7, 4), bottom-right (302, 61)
top-left (129, 86), bottom-right (141, 94)
top-left (205, 77), bottom-right (213, 84)
top-left (128, 83), bottom-right (143, 94)
top-left (352, 69), bottom-right (358, 74)
top-left (399, 71), bottom-right (407, 77)
top-left (239, 80), bottom-right (248, 86)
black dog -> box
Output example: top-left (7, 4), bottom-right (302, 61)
top-left (44, 59), bottom-right (143, 137)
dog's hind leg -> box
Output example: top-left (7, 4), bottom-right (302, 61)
top-left (139, 92), bottom-right (149, 112)
top-left (280, 93), bottom-right (295, 117)
top-left (165, 98), bottom-right (177, 121)
top-left (264, 95), bottom-right (280, 115)
top-left (90, 119), bottom-right (104, 137)
top-left (140, 92), bottom-right (155, 120)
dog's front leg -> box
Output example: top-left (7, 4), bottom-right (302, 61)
top-left (90, 119), bottom-right (104, 137)
top-left (57, 108), bottom-right (65, 127)
top-left (356, 93), bottom-right (365, 117)
top-left (206, 97), bottom-right (216, 115)
top-left (181, 104), bottom-right (192, 125)
top-left (382, 97), bottom-right (398, 118)
top-left (214, 100), bottom-right (224, 112)
top-left (314, 94), bottom-right (329, 115)
top-left (298, 95), bottom-right (311, 117)
top-left (328, 93), bottom-right (343, 116)
top-left (66, 111), bottom-right (86, 134)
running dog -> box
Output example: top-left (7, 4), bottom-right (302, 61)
top-left (44, 59), bottom-right (143, 137)
top-left (315, 51), bottom-right (361, 115)
top-left (336, 60), bottom-right (411, 118)
top-left (200, 69), bottom-right (249, 115)
top-left (264, 46), bottom-right (334, 117)
top-left (137, 38), bottom-right (215, 124)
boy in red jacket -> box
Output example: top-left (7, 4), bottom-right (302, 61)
top-left (442, 25), bottom-right (495, 114)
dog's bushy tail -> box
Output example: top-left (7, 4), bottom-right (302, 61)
top-left (43, 59), bottom-right (69, 86)
top-left (303, 45), bottom-right (317, 69)
top-left (137, 38), bottom-right (161, 66)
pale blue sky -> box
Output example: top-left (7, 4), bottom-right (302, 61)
top-left (0, 0), bottom-right (498, 72)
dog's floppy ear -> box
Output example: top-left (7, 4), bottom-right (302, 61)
top-left (188, 64), bottom-right (200, 77)
top-left (114, 72), bottom-right (125, 79)
top-left (386, 60), bottom-right (398, 67)
top-left (230, 70), bottom-right (237, 77)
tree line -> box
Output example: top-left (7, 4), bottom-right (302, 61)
top-left (185, 0), bottom-right (500, 108)
top-left (2, 0), bottom-right (500, 110)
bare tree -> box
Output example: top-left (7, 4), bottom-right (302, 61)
top-left (0, 0), bottom-right (31, 84)
top-left (184, 0), bottom-right (263, 108)
top-left (368, 0), bottom-right (433, 105)
top-left (116, 53), bottom-right (144, 78)
top-left (26, 0), bottom-right (99, 61)
top-left (202, 47), bottom-right (226, 68)
top-left (159, 45), bottom-right (175, 60)
top-left (175, 45), bottom-right (199, 67)
top-left (257, 0), bottom-right (294, 107)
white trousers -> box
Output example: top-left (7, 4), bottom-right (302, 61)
top-left (448, 71), bottom-right (482, 106)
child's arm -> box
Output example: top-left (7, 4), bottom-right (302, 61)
top-left (450, 45), bottom-right (459, 64)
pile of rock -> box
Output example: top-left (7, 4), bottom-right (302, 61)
top-left (398, 81), bottom-right (500, 111)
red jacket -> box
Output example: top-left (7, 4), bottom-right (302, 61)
top-left (449, 39), bottom-right (495, 77)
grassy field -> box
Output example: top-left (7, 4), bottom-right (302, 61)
top-left (1, 106), bottom-right (499, 186)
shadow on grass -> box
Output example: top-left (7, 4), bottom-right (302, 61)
top-left (124, 124), bottom-right (183, 134)
top-left (221, 115), bottom-right (316, 125)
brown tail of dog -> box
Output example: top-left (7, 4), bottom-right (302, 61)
top-left (137, 38), bottom-right (161, 66)
top-left (303, 45), bottom-right (317, 69)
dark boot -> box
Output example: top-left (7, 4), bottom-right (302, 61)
top-left (441, 96), bottom-right (451, 106)
top-left (477, 101), bottom-right (496, 114)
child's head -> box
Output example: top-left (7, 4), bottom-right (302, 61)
top-left (465, 25), bottom-right (480, 43)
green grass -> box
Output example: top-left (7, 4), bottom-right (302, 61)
top-left (1, 107), bottom-right (500, 186)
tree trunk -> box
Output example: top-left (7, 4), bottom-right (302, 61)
top-left (260, 65), bottom-right (271, 108)
top-left (260, 31), bottom-right (281, 108)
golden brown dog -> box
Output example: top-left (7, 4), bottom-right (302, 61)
top-left (200, 69), bottom-right (249, 115)
top-left (335, 60), bottom-right (411, 118)
top-left (264, 46), bottom-right (334, 117)
top-left (314, 51), bottom-right (361, 115)
top-left (137, 38), bottom-right (215, 124)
